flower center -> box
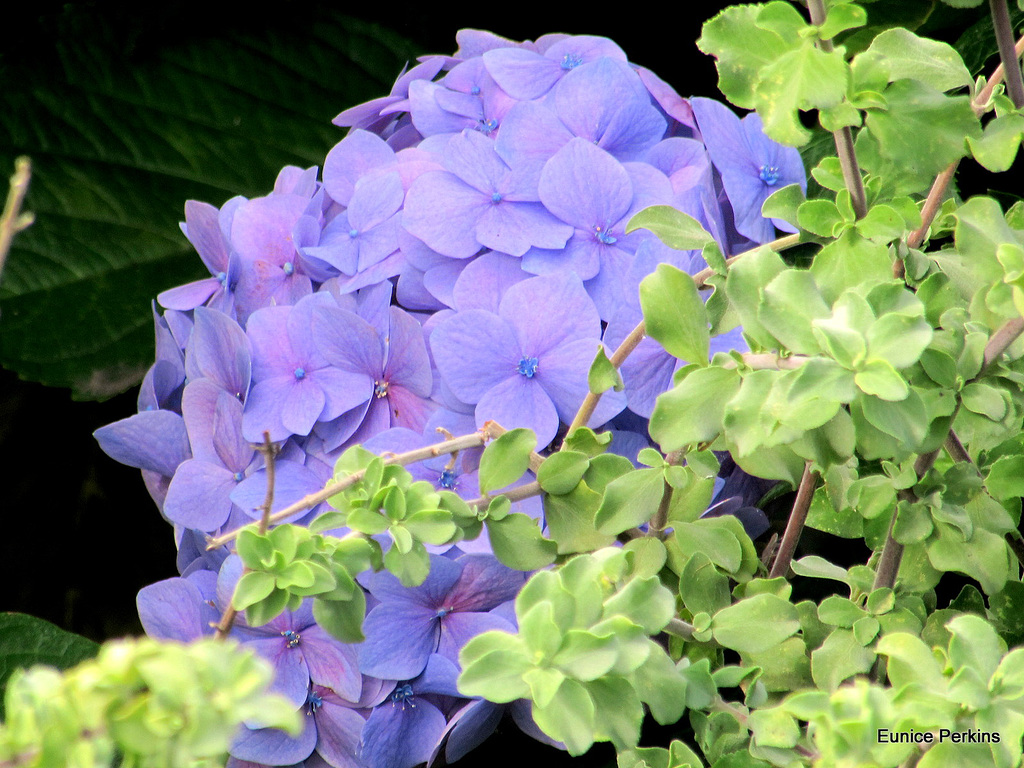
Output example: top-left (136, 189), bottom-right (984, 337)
top-left (478, 118), bottom-right (498, 134)
top-left (594, 224), bottom-right (617, 245)
top-left (349, 228), bottom-right (359, 238)
top-left (390, 683), bottom-right (415, 709)
top-left (438, 468), bottom-right (458, 490)
top-left (759, 165), bottom-right (780, 186)
top-left (216, 271), bottom-right (227, 284)
top-left (306, 690), bottom-right (323, 715)
top-left (491, 192), bottom-right (502, 204)
top-left (470, 85), bottom-right (481, 95)
top-left (294, 367), bottom-right (306, 380)
top-left (283, 261), bottom-right (294, 276)
top-left (374, 380), bottom-right (390, 398)
top-left (435, 605), bottom-right (453, 619)
top-left (561, 53), bottom-right (584, 70)
top-left (517, 356), bottom-right (539, 378)
top-left (282, 630), bottom-right (301, 648)
top-left (232, 471), bottom-right (244, 483)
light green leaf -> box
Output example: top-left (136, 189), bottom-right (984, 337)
top-left (712, 594), bottom-right (800, 654)
top-left (537, 451), bottom-right (591, 496)
top-left (855, 358), bottom-right (909, 401)
top-left (640, 264), bottom-right (710, 365)
top-left (968, 114), bottom-right (1024, 173)
top-left (487, 513), bottom-right (558, 571)
top-left (478, 428), bottom-right (535, 493)
top-left (312, 590), bottom-right (366, 644)
top-left (761, 183), bottom-right (805, 228)
top-left (595, 468), bottom-right (665, 535)
top-left (649, 366), bottom-right (741, 451)
top-left (865, 27), bottom-right (973, 91)
top-left (810, 628), bottom-right (875, 690)
top-left (626, 205), bottom-right (715, 250)
top-left (588, 345), bottom-right (624, 394)
top-left (532, 678), bottom-right (596, 755)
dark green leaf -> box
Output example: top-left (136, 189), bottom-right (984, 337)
top-left (0, 614), bottom-right (99, 717)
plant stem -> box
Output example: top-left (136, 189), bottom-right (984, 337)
top-left (729, 352), bottom-right (810, 370)
top-left (944, 431), bottom-right (971, 464)
top-left (207, 428), bottom-right (496, 550)
top-left (806, 0), bottom-right (868, 220)
top-left (0, 157), bottom-right (33, 279)
top-left (464, 480), bottom-right (543, 510)
top-left (692, 233), bottom-right (801, 289)
top-left (982, 316), bottom-right (1024, 370)
top-left (215, 433), bottom-right (281, 640)
top-left (990, 0), bottom-right (1024, 108)
top-left (663, 617), bottom-right (696, 641)
top-left (769, 462), bottom-right (818, 579)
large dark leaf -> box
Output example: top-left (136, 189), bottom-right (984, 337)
top-left (0, 8), bottom-right (420, 398)
top-left (0, 612), bottom-right (99, 717)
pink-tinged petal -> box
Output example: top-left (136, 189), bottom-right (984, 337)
top-left (246, 306), bottom-right (297, 380)
top-left (539, 337), bottom-right (627, 426)
top-left (231, 194), bottom-right (307, 265)
top-left (437, 611), bottom-right (516, 662)
top-left (637, 66), bottom-right (696, 129)
top-left (180, 378), bottom-right (223, 463)
top-left (421, 259), bottom-right (467, 308)
top-left (403, 171), bottom-right (488, 258)
top-left (157, 279), bottom-right (219, 311)
top-left (499, 272), bottom-right (601, 357)
top-left (358, 603), bottom-right (439, 680)
top-left (430, 310), bottom-right (520, 403)
top-left (312, 305), bottom-right (385, 377)
top-left (191, 307), bottom-right (251, 398)
top-left (448, 555), bottom-right (528, 610)
top-left (348, 172), bottom-right (405, 232)
top-left (451, 252), bottom-right (526, 313)
top-left (323, 130), bottom-right (396, 206)
top-left (94, 410), bottom-right (190, 478)
top-left (183, 200), bottom-right (230, 274)
top-left (475, 375), bottom-right (559, 450)
top-left (383, 308), bottom-right (432, 396)
top-left (137, 577), bottom-right (206, 641)
top-left (384, 384), bottom-right (437, 434)
top-left (163, 459), bottom-right (236, 531)
top-left (300, 626), bottom-right (362, 702)
top-left (314, 701), bottom-right (366, 768)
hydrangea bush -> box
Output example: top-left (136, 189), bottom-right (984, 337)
top-left (5, 1), bottom-right (1024, 767)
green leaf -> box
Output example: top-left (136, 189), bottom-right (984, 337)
top-left (236, 529), bottom-right (274, 569)
top-left (588, 676), bottom-right (644, 750)
top-left (758, 269), bottom-right (831, 354)
top-left (747, 708), bottom-right (800, 749)
top-left (810, 230), bottom-right (893, 304)
top-left (864, 28), bottom-right (973, 91)
top-left (595, 468), bottom-right (665, 535)
top-left (698, 5), bottom-right (794, 108)
top-left (866, 313), bottom-right (933, 369)
top-left (985, 455), bottom-right (1024, 501)
top-left (245, 588), bottom-right (289, 627)
top-left (854, 358), bottom-right (909, 401)
top-left (532, 678), bottom-right (596, 755)
top-left (810, 629), bottom-right (875, 691)
top-left (312, 589), bottom-right (366, 644)
top-left (961, 382), bottom-right (1009, 421)
top-left (0, 614), bottom-right (99, 717)
top-left (487, 513), bottom-right (558, 571)
top-left (0, 11), bottom-right (419, 397)
top-left (859, 389), bottom-right (928, 447)
top-left (458, 632), bottom-right (531, 703)
top-left (761, 184), bottom-right (805, 228)
top-left (538, 451), bottom-right (591, 496)
top-left (640, 264), bottom-right (709, 364)
top-left (588, 345), bottom-right (624, 394)
top-left (968, 114), bottom-right (1024, 173)
top-left (725, 245), bottom-right (788, 348)
top-left (673, 521), bottom-right (742, 575)
top-left (233, 571), bottom-right (276, 610)
top-left (624, 538), bottom-right (668, 579)
top-left (679, 552), bottom-right (732, 617)
top-left (817, 2), bottom-right (868, 40)
top-left (478, 428), bottom-right (535, 494)
top-left (928, 524), bottom-right (1012, 596)
top-left (626, 206), bottom-right (714, 250)
top-left (383, 542), bottom-right (430, 587)
top-left (865, 79), bottom-right (980, 180)
top-left (630, 646), bottom-right (690, 725)
top-left (649, 366), bottom-right (741, 451)
top-left (712, 594), bottom-right (800, 654)
top-left (603, 576), bottom-right (675, 633)
top-left (544, 482), bottom-right (618, 554)
top-left (754, 42), bottom-right (850, 146)
top-left (797, 199), bottom-right (845, 237)
top-left (562, 427), bottom-right (613, 458)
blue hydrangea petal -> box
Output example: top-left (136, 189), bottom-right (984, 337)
top-left (242, 376), bottom-right (296, 442)
top-left (311, 305), bottom-right (386, 379)
top-left (230, 460), bottom-right (322, 520)
top-left (358, 602), bottom-right (439, 680)
top-left (442, 700), bottom-right (505, 764)
top-left (430, 309), bottom-right (520, 404)
top-left (360, 695), bottom-right (447, 768)
top-left (450, 252), bottom-right (527, 313)
top-left (190, 307), bottom-right (251, 401)
top-left (436, 611), bottom-right (516, 664)
top-left (163, 459), bottom-right (236, 531)
top-left (494, 102), bottom-right (572, 190)
top-left (382, 308), bottom-right (433, 398)
top-left (93, 410), bottom-right (190, 478)
top-left (323, 129), bottom-right (396, 206)
top-left (403, 171), bottom-right (489, 258)
top-left (535, 337), bottom-right (626, 427)
top-left (499, 272), bottom-right (601, 358)
top-left (475, 374), bottom-right (559, 450)
top-left (538, 138), bottom-right (634, 232)
top-left (312, 700), bottom-right (365, 768)
top-left (136, 577), bottom-right (206, 642)
top-left (249, 635), bottom-right (311, 708)
top-left (230, 718), bottom-right (317, 767)
top-left (482, 48), bottom-right (563, 100)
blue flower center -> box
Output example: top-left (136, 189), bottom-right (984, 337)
top-left (491, 192), bottom-right (502, 204)
top-left (374, 380), bottom-right (390, 398)
top-left (517, 356), bottom-right (539, 378)
top-left (561, 53), bottom-right (584, 70)
top-left (438, 468), bottom-right (458, 490)
top-left (282, 630), bottom-right (301, 648)
top-left (232, 471), bottom-right (244, 483)
top-left (283, 261), bottom-right (294, 276)
top-left (470, 85), bottom-right (481, 95)
top-left (478, 118), bottom-right (498, 134)
top-left (390, 684), bottom-right (415, 709)
top-left (216, 271), bottom-right (227, 284)
top-left (294, 367), bottom-right (306, 380)
top-left (435, 606), bottom-right (453, 619)
top-left (306, 690), bottom-right (323, 715)
top-left (594, 225), bottom-right (617, 245)
top-left (759, 165), bottom-right (780, 186)
top-left (349, 228), bottom-right (359, 238)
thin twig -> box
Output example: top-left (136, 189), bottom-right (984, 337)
top-left (990, 0), bottom-right (1024, 108)
top-left (982, 316), bottom-right (1024, 371)
top-left (207, 428), bottom-right (496, 550)
top-left (214, 434), bottom-right (281, 640)
top-left (649, 451), bottom-right (683, 539)
top-left (807, 0), bottom-right (868, 219)
top-left (769, 462), bottom-right (818, 579)
top-left (464, 480), bottom-right (543, 510)
top-left (0, 157), bottom-right (33, 278)
top-left (663, 617), bottom-right (697, 641)
top-left (944, 431), bottom-right (971, 464)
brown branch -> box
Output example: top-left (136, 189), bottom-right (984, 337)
top-left (982, 316), bottom-right (1024, 371)
top-left (769, 462), bottom-right (819, 579)
top-left (990, 0), bottom-right (1024, 108)
top-left (207, 428), bottom-right (496, 550)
